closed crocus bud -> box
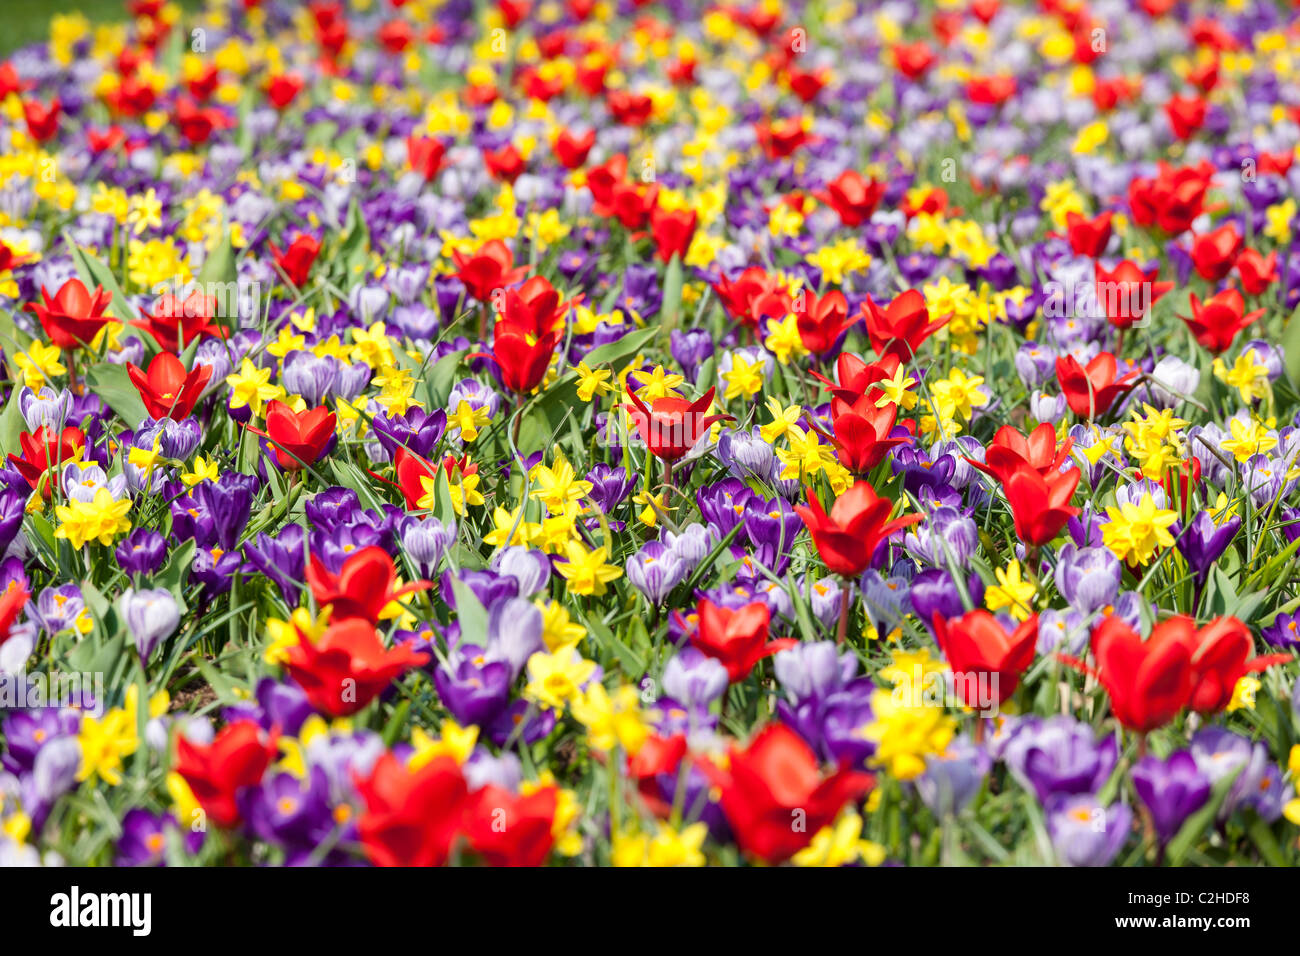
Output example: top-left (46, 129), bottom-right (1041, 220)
top-left (661, 646), bottom-right (729, 708)
top-left (334, 361), bottom-right (372, 401)
top-left (1053, 544), bottom-right (1121, 614)
top-left (282, 351), bottom-right (339, 405)
top-left (663, 523), bottom-right (715, 571)
top-left (122, 587), bottom-right (180, 661)
top-left (1014, 342), bottom-right (1056, 387)
top-left (717, 427), bottom-right (776, 481)
top-left (625, 541), bottom-right (687, 605)
top-left (491, 546), bottom-right (552, 597)
top-left (400, 517), bottom-right (455, 573)
top-left (1029, 389), bottom-right (1068, 425)
top-left (915, 735), bottom-right (991, 818)
top-left (30, 735), bottom-right (81, 809)
top-left (1142, 355), bottom-right (1200, 409)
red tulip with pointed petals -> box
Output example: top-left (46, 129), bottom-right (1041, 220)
top-left (1001, 462), bottom-right (1081, 547)
top-left (970, 422), bottom-right (1075, 484)
top-left (624, 386), bottom-right (734, 462)
top-left (1054, 352), bottom-right (1138, 419)
top-left (859, 288), bottom-right (947, 364)
top-left (247, 400), bottom-right (336, 470)
top-left (174, 720), bottom-right (278, 828)
top-left (8, 426), bottom-right (86, 494)
top-left (1093, 260), bottom-right (1172, 330)
top-left (25, 278), bottom-right (114, 350)
top-left (793, 481), bottom-right (923, 577)
top-left (794, 289), bottom-right (857, 356)
top-left (268, 234), bottom-right (321, 288)
top-left (451, 240), bottom-right (528, 303)
top-left (697, 724), bottom-right (874, 864)
top-left (1189, 224), bottom-right (1242, 281)
top-left (355, 753), bottom-right (468, 867)
top-left (1064, 211), bottom-right (1113, 258)
top-left (1069, 616), bottom-right (1195, 733)
top-left (127, 352), bottom-right (212, 420)
top-left (1183, 616), bottom-right (1291, 715)
top-left (690, 599), bottom-right (796, 683)
top-left (1179, 287), bottom-right (1263, 355)
top-left (462, 784), bottom-right (558, 867)
top-left (933, 610), bottom-right (1038, 706)
top-left (306, 545), bottom-right (432, 626)
top-left (283, 618), bottom-right (429, 717)
top-left (812, 171), bottom-right (885, 227)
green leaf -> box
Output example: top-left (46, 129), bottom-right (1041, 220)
top-left (84, 363), bottom-right (148, 427)
top-left (448, 574), bottom-right (489, 645)
top-left (658, 254), bottom-right (683, 345)
top-left (1283, 305), bottom-right (1300, 389)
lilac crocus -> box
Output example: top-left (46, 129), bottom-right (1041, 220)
top-left (916, 736), bottom-right (991, 818)
top-left (1046, 793), bottom-right (1132, 866)
top-left (121, 587), bottom-right (180, 661)
top-left (625, 541), bottom-right (687, 605)
top-left (1053, 544), bottom-right (1121, 614)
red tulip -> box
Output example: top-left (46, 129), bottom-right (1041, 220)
top-left (1064, 211), bottom-right (1113, 258)
top-left (859, 288), bottom-right (947, 364)
top-left (25, 278), bottom-right (114, 350)
top-left (812, 171), bottom-right (884, 228)
top-left (1127, 160), bottom-right (1214, 236)
top-left (87, 125), bottom-right (126, 154)
top-left (1093, 260), bottom-right (1172, 330)
top-left (0, 580), bottom-right (30, 650)
top-left (970, 422), bottom-right (1074, 484)
top-left (933, 610), bottom-right (1038, 706)
top-left (22, 97), bottom-right (60, 142)
top-left (1054, 352), bottom-right (1137, 419)
top-left (786, 65), bottom-right (828, 102)
top-left (268, 234), bottom-right (321, 288)
top-left (8, 425), bottom-right (86, 494)
top-left (451, 239), bottom-right (528, 302)
top-left (1183, 616), bottom-right (1291, 715)
top-left (810, 352), bottom-right (905, 406)
top-left (690, 599), bottom-right (796, 682)
top-left (711, 266), bottom-right (790, 329)
top-left (496, 275), bottom-right (574, 339)
top-left (477, 324), bottom-right (560, 394)
top-left (0, 239), bottom-right (32, 273)
top-left (174, 720), bottom-right (278, 828)
top-left (623, 386), bottom-right (734, 462)
top-left (892, 41), bottom-right (936, 79)
top-left (1189, 224), bottom-right (1242, 281)
top-left (283, 618), bottom-right (429, 717)
top-left (377, 18), bottom-right (413, 52)
top-left (966, 75), bottom-right (1016, 105)
top-left (247, 400), bottom-right (336, 470)
top-left (462, 784), bottom-right (557, 866)
top-left (390, 447), bottom-right (440, 511)
top-left (266, 72), bottom-right (304, 110)
top-left (306, 545), bottom-right (432, 625)
top-left (698, 724), bottom-right (873, 864)
top-left (793, 289), bottom-right (856, 356)
top-left (793, 481), bottom-right (923, 577)
top-left (1001, 462), bottom-right (1081, 547)
top-left (1164, 93), bottom-right (1207, 140)
top-left (127, 352), bottom-right (212, 420)
top-left (134, 289), bottom-right (227, 352)
top-left (483, 143), bottom-right (526, 183)
top-left (407, 135), bottom-right (447, 181)
top-left (649, 206), bottom-right (697, 263)
top-left (813, 398), bottom-right (905, 475)
top-left (552, 128), bottom-right (594, 169)
top-left (606, 89), bottom-right (654, 126)
top-left (1234, 248), bottom-right (1279, 295)
top-left (355, 753), bottom-right (468, 866)
top-left (173, 96), bottom-right (230, 145)
top-left (1076, 616), bottom-right (1195, 733)
top-left (1179, 287), bottom-right (1263, 355)
top-left (754, 116), bottom-right (810, 159)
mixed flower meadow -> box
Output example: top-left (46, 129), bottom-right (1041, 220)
top-left (2, 0), bottom-right (1300, 868)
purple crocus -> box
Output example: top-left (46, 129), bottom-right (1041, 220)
top-left (1053, 544), bottom-right (1121, 614)
top-left (1173, 511), bottom-right (1241, 591)
top-left (916, 736), bottom-right (992, 818)
top-left (1131, 751), bottom-right (1211, 844)
top-left (1002, 716), bottom-right (1119, 803)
